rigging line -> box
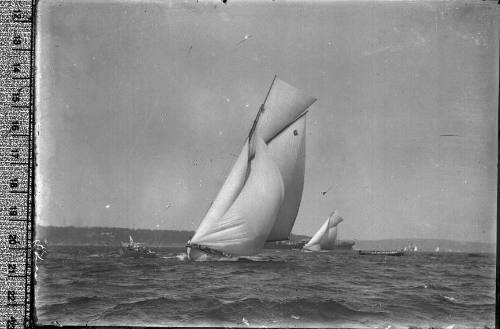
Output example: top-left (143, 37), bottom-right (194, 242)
top-left (266, 110), bottom-right (308, 144)
top-left (247, 75), bottom-right (278, 159)
top-left (248, 110), bottom-right (309, 162)
top-left (248, 75), bottom-right (277, 140)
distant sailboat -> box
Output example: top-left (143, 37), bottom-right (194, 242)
top-left (404, 242), bottom-right (418, 252)
top-left (303, 210), bottom-right (344, 251)
top-left (186, 76), bottom-right (317, 261)
top-left (120, 235), bottom-right (156, 258)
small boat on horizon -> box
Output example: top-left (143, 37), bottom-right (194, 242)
top-left (403, 242), bottom-right (418, 252)
top-left (119, 235), bottom-right (157, 258)
top-left (358, 250), bottom-right (404, 256)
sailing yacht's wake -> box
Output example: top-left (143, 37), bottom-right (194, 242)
top-left (171, 253), bottom-right (281, 262)
top-left (217, 255), bottom-right (273, 262)
top-left (175, 253), bottom-right (189, 261)
top-left (159, 253), bottom-right (190, 261)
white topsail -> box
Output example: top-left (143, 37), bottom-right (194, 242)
top-left (188, 76), bottom-right (316, 259)
top-left (257, 78), bottom-right (316, 142)
top-left (303, 210), bottom-right (344, 251)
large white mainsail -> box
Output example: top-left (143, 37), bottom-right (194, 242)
top-left (303, 210), bottom-right (344, 251)
top-left (259, 78), bottom-right (315, 242)
top-left (266, 114), bottom-right (306, 241)
top-left (187, 76), bottom-right (316, 260)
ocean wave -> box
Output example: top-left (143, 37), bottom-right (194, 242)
top-left (436, 295), bottom-right (496, 309)
top-left (37, 245), bottom-right (496, 327)
top-left (183, 254), bottom-right (282, 262)
top-left (441, 295), bottom-right (458, 304)
top-left (97, 295), bottom-right (386, 324)
top-left (175, 253), bottom-right (188, 261)
top-left (230, 269), bottom-right (258, 275)
top-left (37, 295), bottom-right (111, 314)
top-left (410, 283), bottom-right (455, 292)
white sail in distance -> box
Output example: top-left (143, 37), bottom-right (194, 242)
top-left (303, 210), bottom-right (344, 251)
top-left (190, 136), bottom-right (284, 256)
top-left (321, 226), bottom-right (338, 250)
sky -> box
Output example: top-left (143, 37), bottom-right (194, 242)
top-left (36, 0), bottom-right (498, 243)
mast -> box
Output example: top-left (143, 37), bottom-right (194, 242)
top-left (248, 75), bottom-right (277, 157)
top-left (249, 75), bottom-right (276, 139)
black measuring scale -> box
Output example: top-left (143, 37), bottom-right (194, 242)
top-left (0, 0), bottom-right (36, 327)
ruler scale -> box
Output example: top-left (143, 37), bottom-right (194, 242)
top-left (0, 0), bottom-right (36, 328)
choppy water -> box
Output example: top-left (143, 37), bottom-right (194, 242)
top-left (36, 246), bottom-right (495, 327)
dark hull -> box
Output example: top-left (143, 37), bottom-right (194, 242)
top-left (266, 240), bottom-right (356, 250)
top-left (187, 245), bottom-right (230, 261)
top-left (264, 241), bottom-right (307, 250)
top-left (331, 241), bottom-right (356, 250)
top-left (359, 250), bottom-right (404, 256)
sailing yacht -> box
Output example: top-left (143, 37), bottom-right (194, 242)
top-left (120, 235), bottom-right (156, 258)
top-left (303, 210), bottom-right (344, 251)
top-left (186, 76), bottom-right (317, 261)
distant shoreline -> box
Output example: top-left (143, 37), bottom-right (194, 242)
top-left (36, 225), bottom-right (495, 253)
top-left (42, 244), bottom-right (496, 255)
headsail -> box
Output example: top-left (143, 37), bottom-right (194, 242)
top-left (266, 114), bottom-right (306, 241)
top-left (303, 210), bottom-right (344, 251)
top-left (190, 136), bottom-right (284, 256)
top-left (191, 140), bottom-right (250, 243)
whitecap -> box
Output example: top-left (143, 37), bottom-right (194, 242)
top-left (175, 253), bottom-right (189, 261)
